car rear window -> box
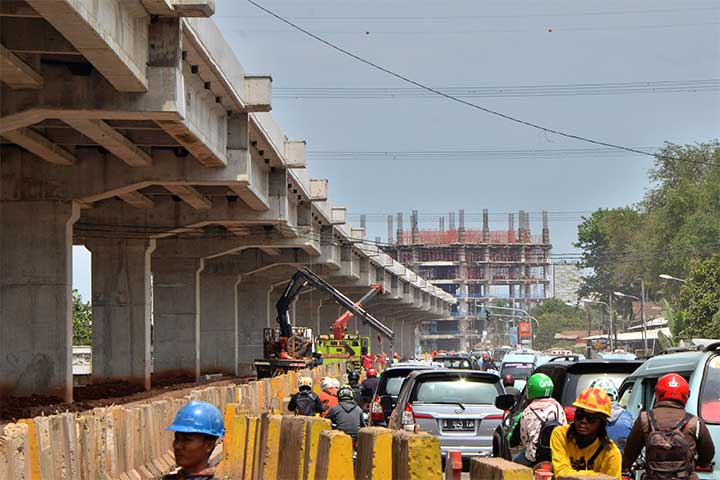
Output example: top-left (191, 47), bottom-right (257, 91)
top-left (384, 376), bottom-right (407, 396)
top-left (411, 377), bottom-right (501, 405)
top-left (436, 358), bottom-right (472, 369)
top-left (380, 368), bottom-right (426, 396)
top-left (501, 363), bottom-right (533, 379)
top-left (562, 373), bottom-right (632, 405)
top-left (699, 355), bottom-right (720, 424)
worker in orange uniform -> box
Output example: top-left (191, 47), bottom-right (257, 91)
top-left (550, 387), bottom-right (622, 478)
top-left (318, 377), bottom-right (339, 416)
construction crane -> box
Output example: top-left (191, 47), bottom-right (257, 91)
top-left (254, 267), bottom-right (394, 378)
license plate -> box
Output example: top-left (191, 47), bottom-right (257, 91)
top-left (442, 419), bottom-right (475, 431)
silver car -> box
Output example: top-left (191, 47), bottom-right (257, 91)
top-left (388, 369), bottom-right (505, 459)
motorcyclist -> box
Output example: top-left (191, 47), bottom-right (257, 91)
top-left (163, 400), bottom-right (224, 479)
top-left (512, 373), bottom-right (567, 466)
top-left (623, 373), bottom-right (715, 479)
top-left (589, 377), bottom-right (633, 452)
top-left (503, 373), bottom-right (521, 398)
top-left (326, 384), bottom-right (366, 441)
top-left (347, 371), bottom-right (363, 406)
top-left (550, 387), bottom-right (622, 478)
top-left (318, 377), bottom-right (339, 415)
top-left (360, 368), bottom-right (379, 407)
top-left (288, 376), bottom-right (324, 416)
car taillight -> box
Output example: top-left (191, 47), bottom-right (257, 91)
top-left (484, 414), bottom-right (504, 421)
top-left (564, 405), bottom-right (576, 421)
top-left (371, 395), bottom-right (385, 421)
top-left (401, 403), bottom-right (415, 425)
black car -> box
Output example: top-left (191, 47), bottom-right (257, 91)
top-left (492, 357), bottom-right (643, 459)
top-left (369, 361), bottom-right (443, 426)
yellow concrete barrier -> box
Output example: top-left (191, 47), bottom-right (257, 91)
top-left (469, 457), bottom-right (533, 480)
top-left (256, 414), bottom-right (283, 480)
top-left (243, 415), bottom-right (259, 480)
top-left (314, 430), bottom-right (354, 480)
top-left (355, 427), bottom-right (393, 480)
top-left (0, 422), bottom-right (30, 479)
top-left (278, 415), bottom-right (310, 480)
top-left (217, 405), bottom-right (247, 478)
top-left (303, 417), bottom-right (332, 480)
top-left (391, 430), bottom-right (442, 480)
top-left (557, 475), bottom-right (617, 480)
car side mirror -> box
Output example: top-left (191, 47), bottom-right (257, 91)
top-left (495, 393), bottom-right (516, 411)
top-left (380, 395), bottom-right (394, 411)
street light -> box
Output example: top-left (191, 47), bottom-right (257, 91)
top-left (581, 297), bottom-right (615, 350)
top-left (614, 283), bottom-right (648, 354)
top-left (659, 274), bottom-right (687, 283)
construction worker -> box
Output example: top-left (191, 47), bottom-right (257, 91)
top-left (326, 384), bottom-right (366, 441)
top-left (550, 387), bottom-right (622, 478)
top-left (361, 368), bottom-right (379, 407)
top-left (512, 373), bottom-right (567, 466)
top-left (347, 371), bottom-right (363, 406)
top-left (623, 373), bottom-right (715, 479)
top-left (502, 373), bottom-right (521, 398)
top-left (318, 377), bottom-right (339, 415)
top-left (392, 352), bottom-right (400, 365)
top-left (288, 376), bottom-right (324, 416)
top-left (589, 377), bottom-right (633, 452)
top-left (361, 347), bottom-right (373, 370)
top-left (163, 401), bottom-right (224, 479)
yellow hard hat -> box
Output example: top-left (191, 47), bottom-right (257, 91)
top-left (573, 387), bottom-right (612, 418)
top-left (299, 376), bottom-right (313, 389)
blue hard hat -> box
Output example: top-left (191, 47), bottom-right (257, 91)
top-left (167, 400), bottom-right (224, 438)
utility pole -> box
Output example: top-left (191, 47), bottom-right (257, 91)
top-left (585, 301), bottom-right (592, 358)
top-left (608, 293), bottom-right (615, 350)
top-left (640, 278), bottom-right (647, 355)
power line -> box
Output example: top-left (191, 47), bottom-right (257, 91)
top-left (244, 0), bottom-right (695, 161)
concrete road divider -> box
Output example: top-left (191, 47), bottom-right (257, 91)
top-left (314, 430), bottom-right (354, 480)
top-left (355, 427), bottom-right (393, 480)
top-left (255, 413), bottom-right (283, 480)
top-left (470, 457), bottom-right (533, 480)
top-left (303, 416), bottom-right (332, 480)
top-left (557, 476), bottom-right (618, 480)
top-left (391, 430), bottom-right (442, 480)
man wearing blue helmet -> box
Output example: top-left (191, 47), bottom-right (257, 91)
top-left (164, 400), bottom-right (224, 479)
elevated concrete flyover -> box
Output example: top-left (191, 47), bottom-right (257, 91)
top-left (0, 0), bottom-right (452, 403)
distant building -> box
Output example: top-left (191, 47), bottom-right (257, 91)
top-left (384, 209), bottom-right (551, 352)
top-left (551, 261), bottom-right (582, 303)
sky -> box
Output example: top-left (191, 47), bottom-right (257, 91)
top-left (72, 0), bottom-right (720, 300)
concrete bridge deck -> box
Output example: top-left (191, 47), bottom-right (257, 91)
top-left (0, 0), bottom-right (454, 402)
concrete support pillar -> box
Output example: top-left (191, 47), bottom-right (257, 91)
top-left (0, 200), bottom-right (79, 401)
top-left (152, 255), bottom-right (204, 382)
top-left (199, 264), bottom-right (241, 376)
top-left (86, 238), bottom-right (155, 390)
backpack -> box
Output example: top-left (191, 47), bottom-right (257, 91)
top-left (294, 392), bottom-right (320, 416)
top-left (530, 406), bottom-right (563, 463)
top-left (644, 410), bottom-right (696, 480)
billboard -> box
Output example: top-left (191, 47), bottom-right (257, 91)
top-left (518, 321), bottom-right (532, 338)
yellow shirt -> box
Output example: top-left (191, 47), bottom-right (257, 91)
top-left (550, 424), bottom-right (622, 479)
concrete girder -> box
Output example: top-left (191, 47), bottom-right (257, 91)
top-left (117, 190), bottom-right (155, 209)
top-left (164, 184), bottom-right (211, 210)
top-left (140, 0), bottom-right (215, 17)
top-left (151, 232), bottom-right (321, 259)
top-left (0, 1), bottom-right (43, 18)
top-left (0, 127), bottom-right (75, 165)
top-left (25, 0), bottom-right (150, 92)
top-left (0, 43), bottom-right (42, 89)
top-left (62, 118), bottom-right (152, 167)
top-left (0, 16), bottom-right (77, 55)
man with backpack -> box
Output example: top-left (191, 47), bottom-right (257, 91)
top-left (512, 373), bottom-right (567, 466)
top-left (326, 384), bottom-right (366, 441)
top-left (623, 373), bottom-right (715, 480)
top-left (288, 376), bottom-right (324, 416)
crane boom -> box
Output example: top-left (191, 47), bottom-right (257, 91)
top-left (276, 268), bottom-right (394, 346)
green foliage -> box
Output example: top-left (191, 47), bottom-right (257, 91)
top-left (530, 298), bottom-right (585, 351)
top-left (677, 254), bottom-right (720, 338)
top-left (73, 289), bottom-right (92, 346)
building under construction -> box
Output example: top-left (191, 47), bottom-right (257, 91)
top-left (384, 209), bottom-right (552, 352)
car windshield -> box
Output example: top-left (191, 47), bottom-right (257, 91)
top-left (413, 377), bottom-right (500, 405)
top-left (501, 363), bottom-right (533, 379)
top-left (436, 358), bottom-right (472, 369)
top-left (699, 355), bottom-right (720, 424)
top-left (564, 373), bottom-right (631, 404)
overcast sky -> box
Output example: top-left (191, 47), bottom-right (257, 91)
top-left (73, 0), bottom-right (720, 299)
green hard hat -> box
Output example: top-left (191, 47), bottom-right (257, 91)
top-left (527, 373), bottom-right (554, 400)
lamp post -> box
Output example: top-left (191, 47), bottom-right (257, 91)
top-left (659, 274), bottom-right (687, 283)
top-left (485, 304), bottom-right (536, 348)
top-left (614, 280), bottom-right (647, 354)
top-left (581, 297), bottom-right (614, 350)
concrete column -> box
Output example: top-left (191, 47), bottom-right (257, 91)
top-left (86, 238), bottom-right (155, 390)
top-left (199, 263), bottom-right (241, 376)
top-left (152, 255), bottom-right (204, 382)
top-left (0, 200), bottom-right (79, 401)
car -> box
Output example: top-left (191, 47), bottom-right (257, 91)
top-left (499, 350), bottom-right (541, 390)
top-left (493, 346), bottom-right (514, 363)
top-left (492, 357), bottom-right (642, 460)
top-left (369, 361), bottom-right (444, 426)
top-left (617, 342), bottom-right (720, 480)
top-left (388, 369), bottom-right (505, 460)
top-left (433, 355), bottom-right (479, 370)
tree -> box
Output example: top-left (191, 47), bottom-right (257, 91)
top-left (677, 254), bottom-right (720, 339)
top-left (73, 289), bottom-right (92, 346)
top-left (530, 298), bottom-right (585, 351)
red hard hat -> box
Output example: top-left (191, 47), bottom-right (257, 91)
top-left (482, 353), bottom-right (489, 359)
top-left (656, 373), bottom-right (690, 405)
top-left (367, 368), bottom-right (377, 377)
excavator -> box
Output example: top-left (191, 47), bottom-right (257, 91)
top-left (254, 267), bottom-right (394, 378)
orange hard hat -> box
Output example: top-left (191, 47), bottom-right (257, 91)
top-left (573, 387), bottom-right (612, 418)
